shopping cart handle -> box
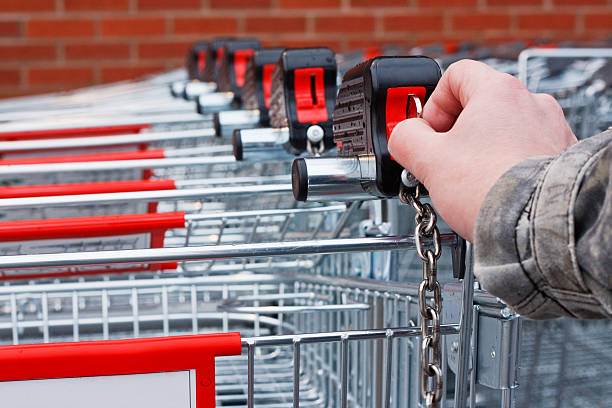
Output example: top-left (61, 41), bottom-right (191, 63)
top-left (0, 149), bottom-right (166, 166)
top-left (0, 333), bottom-right (242, 408)
top-left (0, 212), bottom-right (186, 242)
top-left (0, 123), bottom-right (150, 141)
top-left (291, 56), bottom-right (441, 201)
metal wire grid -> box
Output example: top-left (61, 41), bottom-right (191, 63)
top-left (516, 319), bottom-right (612, 408)
top-left (0, 273), bottom-right (463, 408)
top-left (0, 202), bottom-right (363, 282)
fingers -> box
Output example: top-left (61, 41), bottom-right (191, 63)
top-left (388, 118), bottom-right (445, 187)
top-left (423, 59), bottom-right (505, 132)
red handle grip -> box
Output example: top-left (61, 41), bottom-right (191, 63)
top-left (0, 179), bottom-right (176, 199)
top-left (0, 124), bottom-right (150, 141)
top-left (0, 212), bottom-right (186, 241)
top-left (0, 149), bottom-right (165, 165)
top-left (0, 333), bottom-right (243, 408)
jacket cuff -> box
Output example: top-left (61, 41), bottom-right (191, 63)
top-left (474, 131), bottom-right (612, 319)
top-left (474, 155), bottom-right (559, 318)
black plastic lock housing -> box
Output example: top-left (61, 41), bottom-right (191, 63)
top-left (268, 47), bottom-right (337, 155)
top-left (187, 41), bottom-right (209, 81)
top-left (217, 38), bottom-right (261, 103)
top-left (241, 48), bottom-right (284, 126)
top-left (333, 56), bottom-right (441, 197)
top-left (203, 37), bottom-right (235, 84)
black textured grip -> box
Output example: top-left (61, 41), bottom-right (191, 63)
top-left (268, 65), bottom-right (288, 129)
top-left (241, 57), bottom-right (258, 110)
top-left (333, 76), bottom-right (372, 156)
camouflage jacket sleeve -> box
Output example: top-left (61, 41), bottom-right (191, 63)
top-left (474, 129), bottom-right (612, 319)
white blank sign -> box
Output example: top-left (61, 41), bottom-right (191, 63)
top-left (0, 370), bottom-right (196, 408)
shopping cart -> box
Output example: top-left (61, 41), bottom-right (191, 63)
top-left (0, 231), bottom-right (491, 407)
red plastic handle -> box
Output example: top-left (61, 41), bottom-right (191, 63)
top-left (0, 124), bottom-right (151, 141)
top-left (0, 212), bottom-right (186, 242)
top-left (0, 333), bottom-right (243, 408)
top-left (0, 149), bottom-right (165, 165)
top-left (0, 179), bottom-right (176, 199)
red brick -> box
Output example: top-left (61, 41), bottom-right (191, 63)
top-left (27, 19), bottom-right (94, 38)
top-left (452, 14), bottom-right (511, 30)
top-left (518, 13), bottom-right (575, 30)
top-left (173, 17), bottom-right (238, 34)
top-left (384, 14), bottom-right (444, 32)
top-left (64, 0), bottom-right (129, 10)
top-left (279, 0), bottom-right (340, 7)
top-left (138, 0), bottom-right (200, 10)
top-left (245, 16), bottom-right (307, 33)
top-left (0, 21), bottom-right (20, 37)
top-left (584, 13), bottom-right (612, 29)
top-left (65, 43), bottom-right (130, 60)
top-left (417, 0), bottom-right (477, 7)
top-left (209, 0), bottom-right (271, 8)
top-left (0, 0), bottom-right (54, 12)
top-left (28, 67), bottom-right (93, 85)
top-left (138, 41), bottom-right (192, 59)
top-left (487, 0), bottom-right (542, 5)
top-left (553, 0), bottom-right (605, 4)
top-left (101, 17), bottom-right (166, 36)
top-left (101, 65), bottom-right (165, 82)
top-left (315, 16), bottom-right (376, 33)
top-left (280, 38), bottom-right (342, 51)
top-left (0, 44), bottom-right (55, 60)
top-left (351, 0), bottom-right (407, 5)
top-left (0, 69), bottom-right (20, 86)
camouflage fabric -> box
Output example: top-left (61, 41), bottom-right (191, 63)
top-left (474, 129), bottom-right (612, 319)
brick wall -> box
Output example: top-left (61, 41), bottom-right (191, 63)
top-left (0, 0), bottom-right (610, 98)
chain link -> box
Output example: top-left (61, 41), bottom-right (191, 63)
top-left (399, 179), bottom-right (443, 408)
top-left (306, 140), bottom-right (324, 157)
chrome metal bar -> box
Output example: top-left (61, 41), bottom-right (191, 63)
top-left (341, 334), bottom-right (349, 408)
top-left (0, 234), bottom-right (458, 269)
top-left (0, 183), bottom-right (292, 209)
top-left (293, 338), bottom-right (301, 408)
top-left (241, 325), bottom-right (460, 347)
top-left (454, 243), bottom-right (475, 408)
top-left (184, 205), bottom-right (346, 222)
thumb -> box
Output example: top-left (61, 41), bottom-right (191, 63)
top-left (388, 118), bottom-right (444, 188)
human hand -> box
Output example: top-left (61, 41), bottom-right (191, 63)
top-left (388, 59), bottom-right (577, 242)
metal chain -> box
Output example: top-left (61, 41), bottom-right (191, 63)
top-left (399, 180), bottom-right (443, 407)
top-left (306, 140), bottom-right (324, 157)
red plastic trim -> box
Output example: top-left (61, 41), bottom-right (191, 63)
top-left (216, 47), bottom-right (225, 69)
top-left (262, 63), bottom-right (276, 108)
top-left (386, 87), bottom-right (426, 161)
top-left (0, 263), bottom-right (179, 281)
top-left (0, 333), bottom-right (243, 408)
top-left (234, 49), bottom-right (255, 88)
top-left (293, 67), bottom-right (328, 124)
top-left (197, 50), bottom-right (207, 76)
top-left (0, 124), bottom-right (150, 141)
top-left (0, 179), bottom-right (176, 199)
top-left (0, 149), bottom-right (166, 165)
top-left (0, 212), bottom-right (186, 241)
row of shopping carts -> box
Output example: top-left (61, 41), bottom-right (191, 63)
top-left (0, 37), bottom-right (609, 408)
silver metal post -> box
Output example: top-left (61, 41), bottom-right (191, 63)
top-left (454, 243), bottom-right (475, 408)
